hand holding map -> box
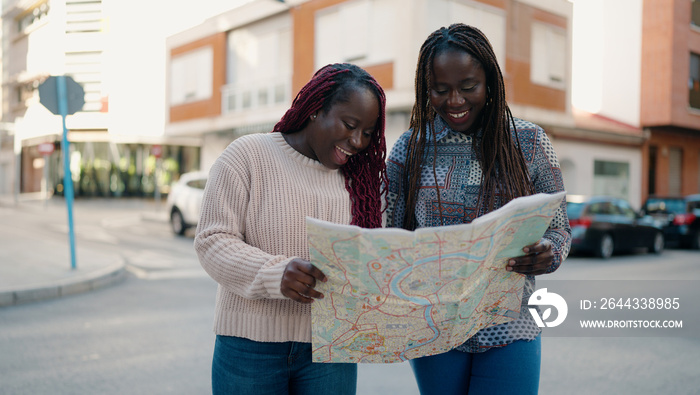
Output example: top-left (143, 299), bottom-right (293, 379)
top-left (308, 191), bottom-right (566, 363)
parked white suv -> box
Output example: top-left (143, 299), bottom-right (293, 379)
top-left (165, 171), bottom-right (207, 235)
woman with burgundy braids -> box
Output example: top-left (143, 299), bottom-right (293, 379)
top-left (385, 24), bottom-right (571, 394)
top-left (195, 63), bottom-right (387, 394)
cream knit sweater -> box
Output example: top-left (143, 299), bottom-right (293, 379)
top-left (194, 132), bottom-right (352, 343)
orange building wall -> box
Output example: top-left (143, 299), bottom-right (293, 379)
top-left (294, 0), bottom-right (564, 112)
top-left (640, 0), bottom-right (700, 201)
top-left (505, 3), bottom-right (567, 112)
top-left (640, 1), bottom-right (674, 126)
top-left (476, 0), bottom-right (506, 9)
top-left (167, 0), bottom-right (567, 122)
top-left (363, 62), bottom-right (394, 91)
top-left (641, 0), bottom-right (700, 129)
top-left (670, 0), bottom-right (699, 127)
top-left (169, 33), bottom-right (227, 123)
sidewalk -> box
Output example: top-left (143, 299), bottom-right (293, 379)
top-left (0, 194), bottom-right (164, 307)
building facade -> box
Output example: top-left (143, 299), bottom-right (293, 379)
top-left (166, 0), bottom-right (577, 185)
top-left (1, 0), bottom-right (202, 199)
top-left (6, 0), bottom-right (696, 206)
top-left (559, 0), bottom-right (700, 206)
top-left (553, 0), bottom-right (647, 207)
top-left (640, 0), bottom-right (700, 200)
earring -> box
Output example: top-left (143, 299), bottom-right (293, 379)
top-left (311, 114), bottom-right (317, 120)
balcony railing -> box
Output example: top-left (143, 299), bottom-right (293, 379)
top-left (221, 77), bottom-right (291, 114)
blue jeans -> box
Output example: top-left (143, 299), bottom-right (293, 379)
top-left (212, 335), bottom-right (357, 395)
top-left (409, 336), bottom-right (541, 395)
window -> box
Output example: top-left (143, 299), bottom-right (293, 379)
top-left (588, 202), bottom-right (612, 215)
top-left (14, 80), bottom-right (40, 108)
top-left (690, 53), bottom-right (700, 110)
top-left (223, 14), bottom-right (292, 113)
top-left (16, 2), bottom-right (49, 33)
top-left (65, 51), bottom-right (103, 112)
top-left (648, 146), bottom-right (657, 195)
top-left (593, 160), bottom-right (629, 200)
top-left (616, 200), bottom-right (637, 219)
top-left (693, 0), bottom-right (700, 27)
top-left (689, 198), bottom-right (700, 211)
top-left (170, 47), bottom-right (214, 106)
top-left (186, 179), bottom-right (206, 189)
top-left (314, 0), bottom-right (395, 69)
top-left (668, 147), bottom-right (682, 196)
top-left (531, 22), bottom-right (567, 89)
top-left (65, 0), bottom-right (102, 34)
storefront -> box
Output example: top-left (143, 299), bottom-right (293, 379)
top-left (20, 138), bottom-right (200, 198)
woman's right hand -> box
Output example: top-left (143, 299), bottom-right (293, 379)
top-left (281, 258), bottom-right (328, 303)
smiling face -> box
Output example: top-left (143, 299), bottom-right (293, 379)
top-left (429, 49), bottom-right (487, 134)
top-left (294, 86), bottom-right (379, 170)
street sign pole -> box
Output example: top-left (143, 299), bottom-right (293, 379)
top-left (38, 75), bottom-right (84, 271)
top-left (56, 76), bottom-right (77, 270)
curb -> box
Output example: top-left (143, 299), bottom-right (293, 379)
top-left (0, 258), bottom-right (127, 307)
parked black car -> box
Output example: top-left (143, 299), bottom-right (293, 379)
top-left (640, 194), bottom-right (700, 249)
top-left (567, 195), bottom-right (664, 259)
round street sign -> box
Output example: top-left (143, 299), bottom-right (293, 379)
top-left (151, 145), bottom-right (163, 158)
top-left (37, 142), bottom-right (55, 155)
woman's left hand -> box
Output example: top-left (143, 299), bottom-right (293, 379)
top-left (506, 239), bottom-right (553, 276)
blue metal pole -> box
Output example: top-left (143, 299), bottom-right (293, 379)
top-left (56, 76), bottom-right (77, 270)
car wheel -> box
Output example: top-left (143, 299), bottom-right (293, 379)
top-left (170, 208), bottom-right (187, 236)
top-left (596, 234), bottom-right (614, 259)
top-left (650, 232), bottom-right (664, 254)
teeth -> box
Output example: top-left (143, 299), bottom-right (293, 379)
top-left (337, 146), bottom-right (353, 156)
top-left (449, 110), bottom-right (468, 118)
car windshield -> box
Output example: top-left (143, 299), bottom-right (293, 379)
top-left (566, 202), bottom-right (585, 219)
top-left (688, 199), bottom-right (700, 211)
top-left (186, 179), bottom-right (207, 189)
top-left (644, 198), bottom-right (685, 214)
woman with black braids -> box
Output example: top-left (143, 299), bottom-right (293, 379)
top-left (385, 24), bottom-right (571, 394)
top-left (195, 63), bottom-right (387, 394)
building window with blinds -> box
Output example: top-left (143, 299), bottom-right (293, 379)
top-left (668, 147), bottom-right (683, 196)
top-left (222, 14), bottom-right (292, 114)
top-left (531, 22), bottom-right (567, 90)
top-left (690, 52), bottom-right (700, 110)
top-left (593, 160), bottom-right (629, 200)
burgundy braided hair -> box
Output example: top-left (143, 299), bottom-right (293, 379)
top-left (273, 63), bottom-right (387, 229)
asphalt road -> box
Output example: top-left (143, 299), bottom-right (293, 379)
top-left (1, 199), bottom-right (699, 394)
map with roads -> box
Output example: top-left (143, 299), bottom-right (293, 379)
top-left (308, 192), bottom-right (566, 363)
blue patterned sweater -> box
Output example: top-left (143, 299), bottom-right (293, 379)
top-left (385, 116), bottom-right (572, 352)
